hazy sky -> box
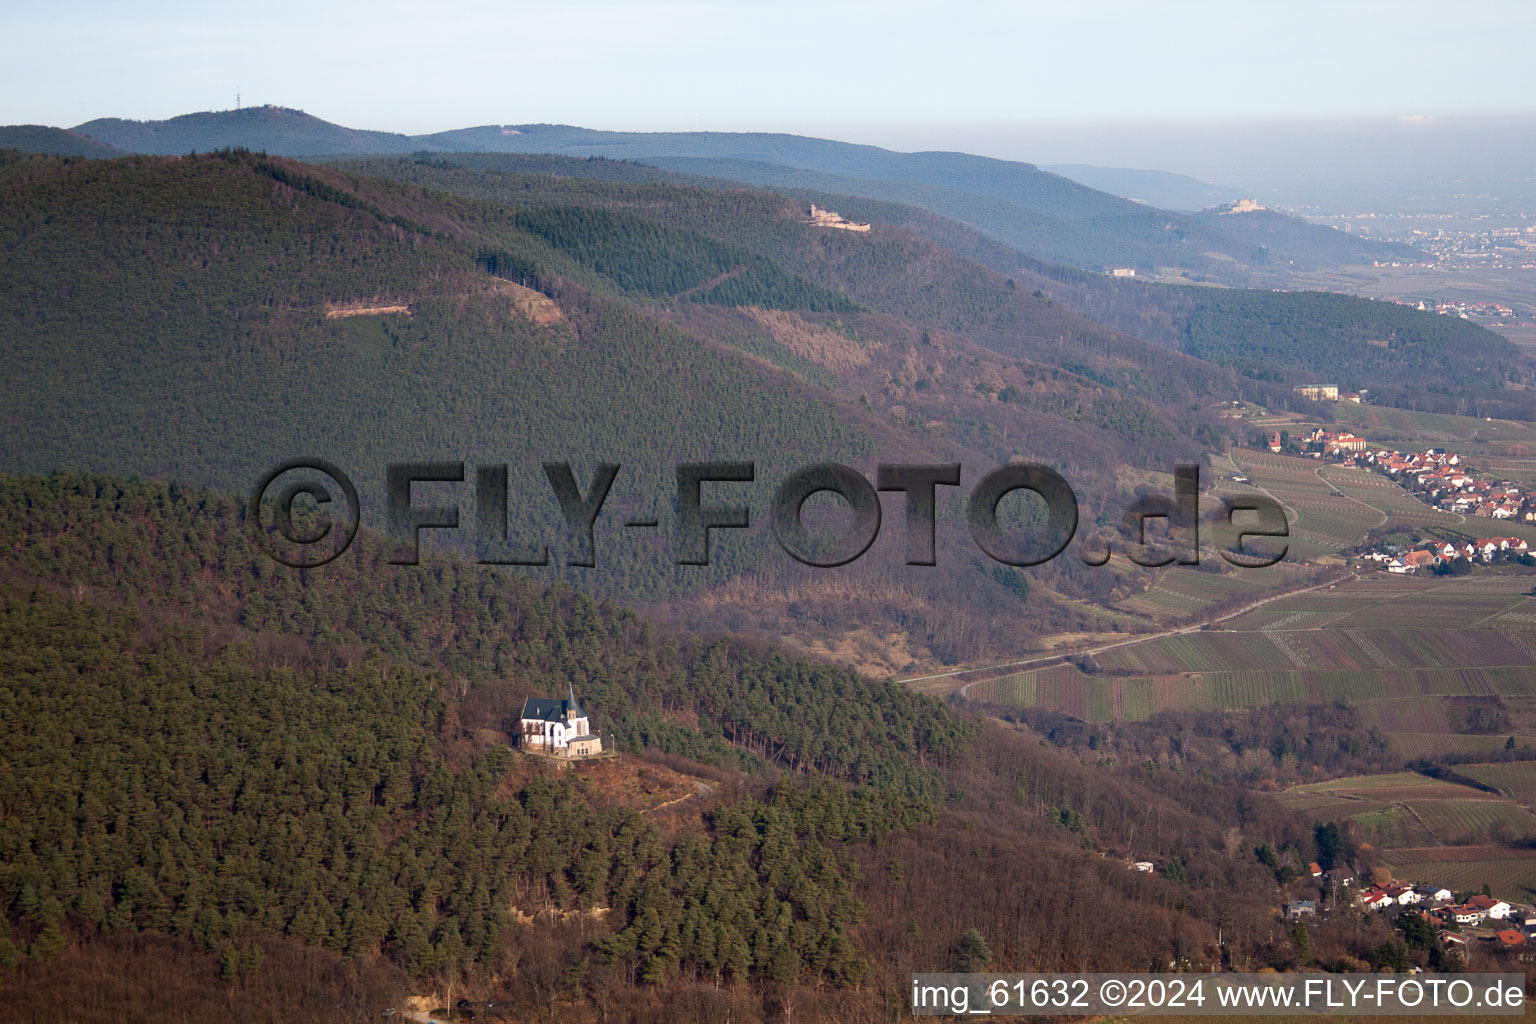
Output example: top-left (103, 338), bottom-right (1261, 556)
top-left (5, 0), bottom-right (1534, 164)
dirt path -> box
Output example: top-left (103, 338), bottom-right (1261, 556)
top-left (1314, 463), bottom-right (1389, 529)
top-left (324, 303), bottom-right (411, 318)
top-left (673, 265), bottom-right (746, 301)
top-left (643, 778), bottom-right (714, 814)
top-left (1314, 461), bottom-right (1467, 527)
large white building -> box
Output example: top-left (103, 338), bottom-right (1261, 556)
top-left (517, 685), bottom-right (600, 755)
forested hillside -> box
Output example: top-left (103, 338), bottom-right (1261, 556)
top-left (766, 176), bottom-right (1536, 418)
top-left (0, 148), bottom-right (1255, 668)
top-left (0, 151), bottom-right (884, 603)
top-left (332, 154), bottom-right (1243, 418)
top-left (0, 125), bottom-right (123, 158)
top-left (0, 474), bottom-right (1334, 1021)
top-left (5, 105), bottom-right (1417, 281)
top-left (0, 475), bottom-right (953, 1005)
top-left (1017, 266), bottom-right (1536, 417)
top-left (73, 106), bottom-right (417, 156)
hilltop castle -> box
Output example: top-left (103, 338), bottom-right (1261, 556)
top-left (807, 203), bottom-right (870, 232)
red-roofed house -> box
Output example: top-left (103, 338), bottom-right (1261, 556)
top-left (1358, 888), bottom-right (1395, 910)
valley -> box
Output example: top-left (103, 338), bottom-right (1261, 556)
top-left (4, 97), bottom-right (1536, 1022)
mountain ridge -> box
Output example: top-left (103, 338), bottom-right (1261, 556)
top-left (0, 105), bottom-right (1422, 282)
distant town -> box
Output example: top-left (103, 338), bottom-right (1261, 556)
top-left (1263, 413), bottom-right (1536, 573)
top-left (1386, 297), bottom-right (1520, 321)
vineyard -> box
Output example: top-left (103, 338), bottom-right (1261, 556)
top-left (1229, 445), bottom-right (1536, 554)
top-left (1117, 567), bottom-right (1282, 620)
top-left (1332, 403), bottom-right (1536, 447)
top-left (1230, 448), bottom-right (1383, 555)
top-left (1388, 732), bottom-right (1535, 760)
top-left (1377, 853), bottom-right (1536, 902)
top-left (1091, 626), bottom-right (1536, 677)
top-left (1460, 761), bottom-right (1536, 804)
top-left (1407, 799), bottom-right (1536, 844)
top-left (966, 579), bottom-right (1536, 751)
top-left (967, 664), bottom-right (1536, 723)
top-left (1277, 774), bottom-right (1536, 885)
top-left (1288, 772), bottom-right (1473, 800)
top-left (1318, 462), bottom-right (1463, 525)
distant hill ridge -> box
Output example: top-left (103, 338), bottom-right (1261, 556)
top-left (71, 105), bottom-right (416, 156)
top-left (0, 105), bottom-right (1421, 283)
top-left (0, 124), bottom-right (124, 158)
top-left (1040, 163), bottom-right (1244, 212)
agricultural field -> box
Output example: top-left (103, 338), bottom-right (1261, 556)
top-left (1116, 564), bottom-right (1307, 622)
top-left (1388, 732), bottom-right (1536, 760)
top-left (969, 665), bottom-right (1536, 724)
top-left (1406, 799), bottom-right (1536, 844)
top-left (1477, 457), bottom-right (1536, 486)
top-left (1229, 449), bottom-right (1383, 558)
top-left (1317, 462), bottom-right (1463, 526)
top-left (1091, 625), bottom-right (1534, 676)
top-left (1229, 444), bottom-right (1536, 554)
top-left (1331, 403), bottom-right (1536, 449)
top-left (1377, 851), bottom-right (1536, 903)
top-left (1289, 771), bottom-right (1475, 800)
top-left (966, 577), bottom-right (1536, 757)
top-left (1459, 761), bottom-right (1536, 805)
top-left (1279, 774), bottom-right (1536, 884)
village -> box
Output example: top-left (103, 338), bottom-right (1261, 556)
top-left (1120, 851), bottom-right (1536, 965)
top-left (1289, 867), bottom-right (1536, 962)
top-left (1263, 423), bottom-right (1536, 574)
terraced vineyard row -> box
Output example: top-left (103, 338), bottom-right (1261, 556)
top-left (1460, 761), bottom-right (1536, 804)
top-left (1279, 774), bottom-right (1536, 899)
top-left (1376, 855), bottom-right (1536, 902)
top-left (1289, 771), bottom-right (1471, 799)
top-left (1318, 463), bottom-right (1460, 522)
top-left (1387, 732), bottom-right (1536, 760)
top-left (1407, 799), bottom-right (1536, 842)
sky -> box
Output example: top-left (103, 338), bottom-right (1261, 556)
top-left (4, 0), bottom-right (1535, 178)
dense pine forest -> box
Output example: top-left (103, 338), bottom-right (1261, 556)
top-left (0, 139), bottom-right (1501, 1024)
top-left (2, 105), bottom-right (1404, 282)
top-left (336, 152), bottom-right (1534, 418)
top-left (0, 473), bottom-right (1346, 1022)
top-left (0, 147), bottom-right (1262, 667)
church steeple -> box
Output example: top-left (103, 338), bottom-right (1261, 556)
top-left (565, 682), bottom-right (584, 719)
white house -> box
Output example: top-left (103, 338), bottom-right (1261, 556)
top-left (1359, 891), bottom-right (1395, 910)
top-left (1131, 861), bottom-right (1155, 873)
top-left (1415, 885), bottom-right (1453, 903)
top-left (1470, 895), bottom-right (1512, 920)
top-left (517, 685), bottom-right (599, 754)
top-left (1442, 904), bottom-right (1487, 926)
